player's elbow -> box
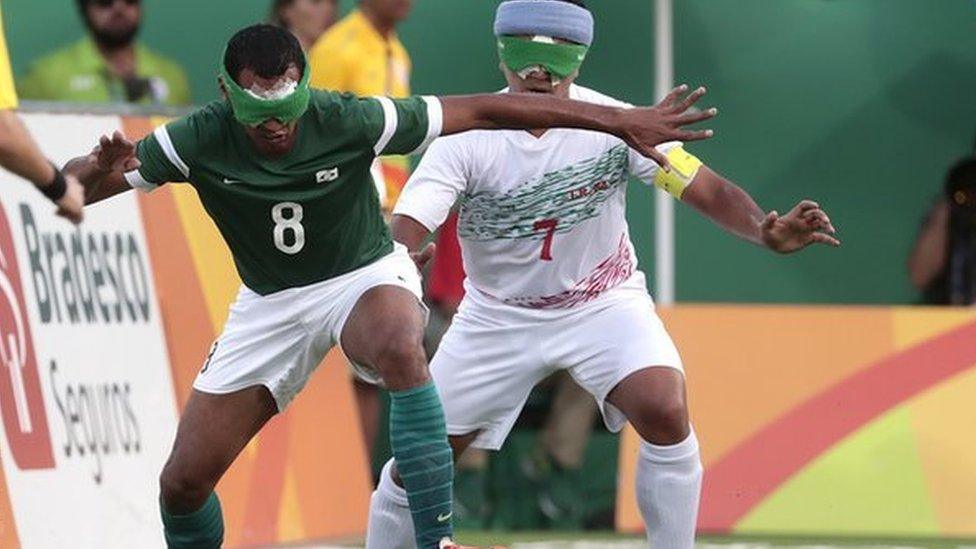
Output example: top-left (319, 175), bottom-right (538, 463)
top-left (391, 214), bottom-right (432, 250)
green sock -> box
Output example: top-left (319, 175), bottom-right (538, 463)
top-left (160, 492), bottom-right (224, 549)
top-left (390, 382), bottom-right (454, 549)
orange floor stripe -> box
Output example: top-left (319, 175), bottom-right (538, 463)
top-left (699, 319), bottom-right (976, 532)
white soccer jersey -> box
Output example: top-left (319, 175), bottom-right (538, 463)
top-left (394, 84), bottom-right (681, 309)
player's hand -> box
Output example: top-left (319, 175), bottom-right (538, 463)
top-left (54, 174), bottom-right (85, 225)
top-left (619, 85), bottom-right (717, 169)
top-left (91, 130), bottom-right (141, 173)
top-left (760, 200), bottom-right (840, 253)
top-left (410, 243), bottom-right (436, 271)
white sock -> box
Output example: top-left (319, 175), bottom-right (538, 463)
top-left (636, 430), bottom-right (703, 549)
top-left (365, 459), bottom-right (417, 549)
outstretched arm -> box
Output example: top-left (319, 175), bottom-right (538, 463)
top-left (439, 85), bottom-right (716, 168)
top-left (681, 166), bottom-right (840, 253)
top-left (62, 131), bottom-right (141, 205)
top-left (0, 109), bottom-right (85, 223)
top-left (0, 110), bottom-right (57, 187)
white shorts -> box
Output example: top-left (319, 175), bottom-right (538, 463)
top-left (431, 273), bottom-right (683, 450)
top-left (193, 244), bottom-right (424, 411)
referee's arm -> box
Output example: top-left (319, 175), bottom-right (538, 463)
top-left (0, 7), bottom-right (84, 223)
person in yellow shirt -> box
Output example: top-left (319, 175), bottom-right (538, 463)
top-left (308, 0), bottom-right (413, 465)
top-left (309, 0), bottom-right (412, 98)
top-left (0, 4), bottom-right (84, 224)
top-left (309, 0), bottom-right (413, 211)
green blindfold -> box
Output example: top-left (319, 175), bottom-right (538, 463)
top-left (497, 36), bottom-right (588, 80)
top-left (220, 61), bottom-right (311, 127)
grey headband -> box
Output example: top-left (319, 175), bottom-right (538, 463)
top-left (494, 0), bottom-right (594, 47)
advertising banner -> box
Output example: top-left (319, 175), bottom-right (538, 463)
top-left (617, 306), bottom-right (976, 539)
top-left (0, 113), bottom-right (178, 547)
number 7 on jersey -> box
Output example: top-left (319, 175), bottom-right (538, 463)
top-left (533, 218), bottom-right (558, 261)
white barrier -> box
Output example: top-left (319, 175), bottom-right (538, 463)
top-left (0, 113), bottom-right (178, 548)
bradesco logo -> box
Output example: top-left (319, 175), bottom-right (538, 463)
top-left (0, 201), bottom-right (54, 470)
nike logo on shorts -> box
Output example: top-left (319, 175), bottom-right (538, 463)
top-left (437, 511), bottom-right (452, 522)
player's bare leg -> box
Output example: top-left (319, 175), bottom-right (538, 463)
top-left (158, 386), bottom-right (278, 548)
top-left (606, 367), bottom-right (702, 549)
top-left (342, 285), bottom-right (456, 549)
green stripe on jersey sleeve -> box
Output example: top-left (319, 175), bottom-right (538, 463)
top-left (362, 96), bottom-right (442, 157)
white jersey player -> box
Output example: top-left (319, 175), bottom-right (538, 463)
top-left (367, 1), bottom-right (840, 548)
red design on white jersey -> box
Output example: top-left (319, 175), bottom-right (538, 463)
top-left (504, 235), bottom-right (634, 309)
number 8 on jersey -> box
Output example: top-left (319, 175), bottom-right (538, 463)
top-left (272, 201), bottom-right (305, 255)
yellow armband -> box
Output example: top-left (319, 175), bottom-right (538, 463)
top-left (653, 146), bottom-right (703, 199)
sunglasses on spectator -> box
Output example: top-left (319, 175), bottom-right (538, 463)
top-left (90, 0), bottom-right (139, 7)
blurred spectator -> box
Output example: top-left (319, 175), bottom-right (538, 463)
top-left (454, 370), bottom-right (600, 530)
top-left (18, 0), bottom-right (189, 105)
top-left (530, 373), bottom-right (599, 528)
top-left (0, 5), bottom-right (85, 223)
top-left (909, 157), bottom-right (976, 304)
top-left (269, 0), bottom-right (337, 52)
top-left (308, 0), bottom-right (414, 464)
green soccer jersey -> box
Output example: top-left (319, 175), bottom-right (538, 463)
top-left (125, 90), bottom-right (442, 294)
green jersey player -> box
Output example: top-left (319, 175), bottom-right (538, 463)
top-left (65, 24), bottom-right (715, 549)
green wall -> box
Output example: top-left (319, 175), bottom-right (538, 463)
top-left (4, 0), bottom-right (270, 100)
top-left (673, 1), bottom-right (976, 303)
top-left (5, 0), bottom-right (976, 304)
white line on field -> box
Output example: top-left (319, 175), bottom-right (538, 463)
top-left (511, 541), bottom-right (940, 549)
top-left (294, 542), bottom-right (950, 549)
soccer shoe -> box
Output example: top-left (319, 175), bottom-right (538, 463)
top-left (438, 537), bottom-right (506, 549)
